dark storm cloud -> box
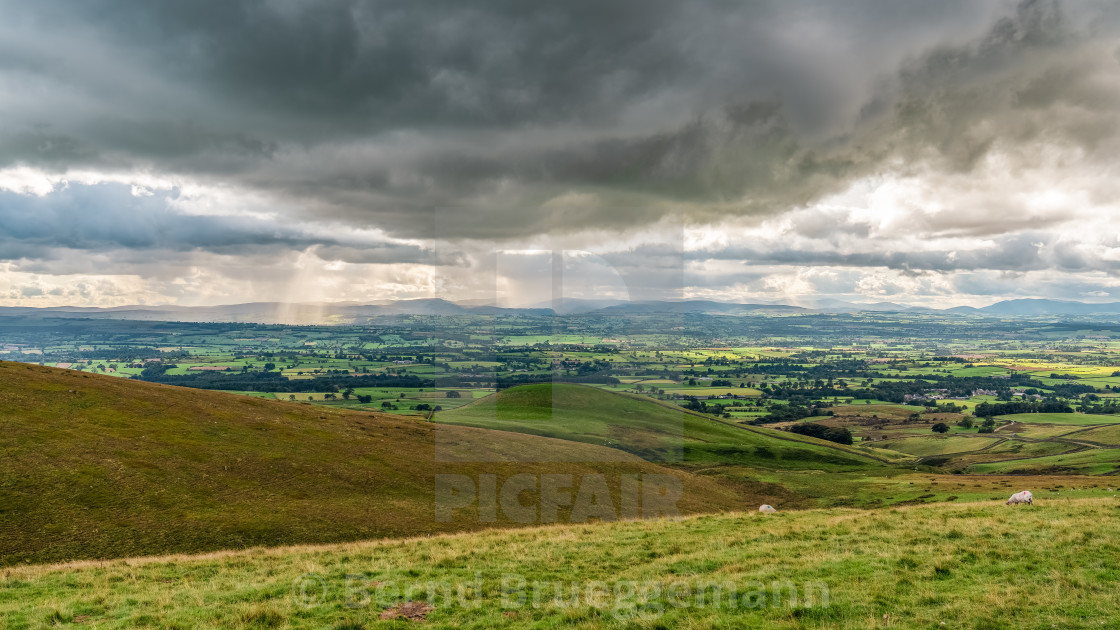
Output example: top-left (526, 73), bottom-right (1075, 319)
top-left (2, 0), bottom-right (1054, 240)
top-left (8, 0), bottom-right (990, 132)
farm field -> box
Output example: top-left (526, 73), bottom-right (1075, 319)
top-left (873, 435), bottom-right (985, 456)
top-left (994, 412), bottom-right (1120, 426)
top-left (11, 310), bottom-right (1120, 477)
top-left (997, 423), bottom-right (1091, 438)
top-left (1068, 424), bottom-right (1120, 444)
top-left (965, 449), bottom-right (1120, 475)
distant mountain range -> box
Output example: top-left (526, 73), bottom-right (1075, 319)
top-left (0, 299), bottom-right (551, 324)
top-left (946, 299), bottom-right (1120, 316)
top-left (3, 297), bottom-right (1120, 324)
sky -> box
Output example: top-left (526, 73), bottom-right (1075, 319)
top-left (3, 0), bottom-right (1120, 308)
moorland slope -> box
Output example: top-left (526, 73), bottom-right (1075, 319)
top-left (0, 362), bottom-right (743, 565)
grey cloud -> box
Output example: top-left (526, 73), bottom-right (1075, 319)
top-left (681, 231), bottom-right (1120, 275)
top-left (20, 0), bottom-right (987, 133)
top-left (311, 244), bottom-right (465, 267)
top-left (4, 0), bottom-right (1120, 309)
top-left (265, 0), bottom-right (1120, 238)
top-left (0, 182), bottom-right (450, 267)
top-left (0, 0), bottom-right (1049, 239)
top-left (0, 184), bottom-right (316, 252)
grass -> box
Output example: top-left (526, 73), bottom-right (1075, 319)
top-left (437, 384), bottom-right (886, 470)
top-left (995, 413), bottom-right (1120, 426)
top-left (872, 436), bottom-right (986, 457)
top-left (6, 498), bottom-right (1120, 628)
top-left (948, 366), bottom-right (1009, 377)
top-left (0, 362), bottom-right (742, 566)
top-left (829, 404), bottom-right (925, 419)
top-left (966, 450), bottom-right (1120, 475)
top-left (1000, 423), bottom-right (1089, 439)
top-left (743, 469), bottom-right (1118, 508)
top-left (1068, 424), bottom-right (1120, 445)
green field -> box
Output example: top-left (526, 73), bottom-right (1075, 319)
top-left (925, 440), bottom-right (1080, 472)
top-left (872, 435), bottom-right (987, 456)
top-left (1001, 423), bottom-right (1089, 439)
top-left (6, 498), bottom-right (1120, 628)
top-left (966, 449), bottom-right (1120, 475)
top-left (995, 413), bottom-right (1120, 426)
top-left (438, 384), bottom-right (885, 469)
top-left (1068, 424), bottom-right (1120, 445)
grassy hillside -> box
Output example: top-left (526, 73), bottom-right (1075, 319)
top-left (6, 498), bottom-right (1120, 628)
top-left (438, 384), bottom-right (886, 469)
top-left (0, 362), bottom-right (744, 565)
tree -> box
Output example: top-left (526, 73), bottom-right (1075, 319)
top-left (957, 417), bottom-right (973, 429)
top-left (788, 423), bottom-right (853, 445)
top-left (446, 390), bottom-right (462, 398)
top-left (932, 423), bottom-right (950, 434)
top-left (263, 362), bottom-right (276, 372)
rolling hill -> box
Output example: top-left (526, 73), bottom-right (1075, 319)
top-left (0, 362), bottom-right (744, 565)
top-left (436, 383), bottom-right (887, 469)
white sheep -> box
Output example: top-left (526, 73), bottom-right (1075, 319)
top-left (1006, 490), bottom-right (1033, 506)
top-left (759, 504), bottom-right (777, 513)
